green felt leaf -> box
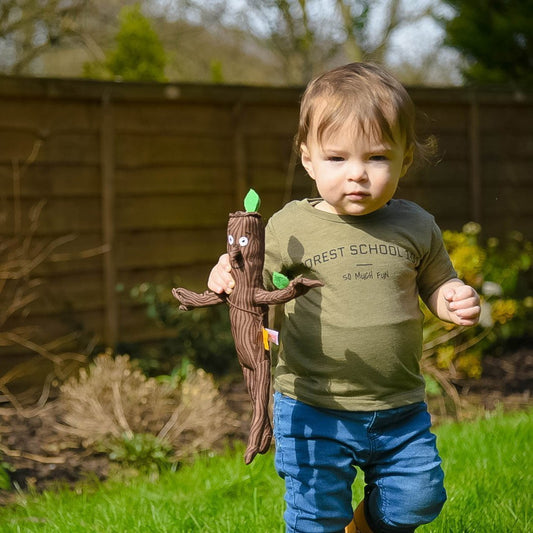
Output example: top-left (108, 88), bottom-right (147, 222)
top-left (272, 272), bottom-right (290, 289)
top-left (244, 188), bottom-right (261, 212)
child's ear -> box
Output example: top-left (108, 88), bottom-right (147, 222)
top-left (400, 144), bottom-right (414, 178)
top-left (300, 144), bottom-right (315, 180)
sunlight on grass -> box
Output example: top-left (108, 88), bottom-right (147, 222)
top-left (0, 410), bottom-right (530, 532)
top-left (420, 408), bottom-right (532, 532)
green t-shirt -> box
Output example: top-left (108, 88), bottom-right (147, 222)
top-left (263, 198), bottom-right (456, 411)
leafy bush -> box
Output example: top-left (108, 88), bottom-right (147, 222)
top-left (130, 282), bottom-right (239, 376)
top-left (58, 353), bottom-right (238, 468)
top-left (107, 433), bottom-right (174, 474)
top-left (84, 4), bottom-right (167, 81)
top-left (422, 223), bottom-right (532, 389)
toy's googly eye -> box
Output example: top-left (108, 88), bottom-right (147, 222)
top-left (239, 236), bottom-right (249, 247)
top-left (228, 235), bottom-right (234, 245)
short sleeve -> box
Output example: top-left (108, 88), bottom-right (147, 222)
top-left (262, 219), bottom-right (283, 290)
top-left (417, 221), bottom-right (457, 304)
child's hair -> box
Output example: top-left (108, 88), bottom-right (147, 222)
top-left (296, 62), bottom-right (434, 164)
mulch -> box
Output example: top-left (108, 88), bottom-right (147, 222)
top-left (453, 345), bottom-right (532, 410)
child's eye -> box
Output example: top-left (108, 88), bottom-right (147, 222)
top-left (370, 155), bottom-right (388, 162)
top-left (327, 156), bottom-right (344, 162)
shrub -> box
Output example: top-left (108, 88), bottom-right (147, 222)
top-left (84, 4), bottom-right (167, 82)
top-left (422, 223), bottom-right (532, 401)
top-left (130, 282), bottom-right (239, 376)
top-left (107, 433), bottom-right (174, 474)
top-left (58, 353), bottom-right (238, 466)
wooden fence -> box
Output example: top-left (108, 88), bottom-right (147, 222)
top-left (0, 76), bottom-right (532, 352)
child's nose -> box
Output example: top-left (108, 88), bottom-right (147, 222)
top-left (347, 161), bottom-right (367, 181)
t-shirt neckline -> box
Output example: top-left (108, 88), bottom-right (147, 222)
top-left (301, 198), bottom-right (392, 224)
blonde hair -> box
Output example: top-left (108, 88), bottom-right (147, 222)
top-left (296, 62), bottom-right (432, 162)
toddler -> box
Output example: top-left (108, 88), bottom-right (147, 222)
top-left (209, 62), bottom-right (480, 533)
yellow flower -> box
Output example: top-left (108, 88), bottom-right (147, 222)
top-left (487, 237), bottom-right (499, 249)
top-left (443, 230), bottom-right (468, 252)
top-left (449, 245), bottom-right (486, 287)
top-left (456, 352), bottom-right (482, 379)
top-left (436, 345), bottom-right (455, 369)
top-left (491, 299), bottom-right (518, 325)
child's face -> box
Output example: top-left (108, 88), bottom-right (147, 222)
top-left (301, 121), bottom-right (413, 217)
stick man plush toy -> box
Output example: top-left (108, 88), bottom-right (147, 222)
top-left (172, 189), bottom-right (323, 464)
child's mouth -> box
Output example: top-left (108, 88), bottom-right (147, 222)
top-left (345, 192), bottom-right (369, 201)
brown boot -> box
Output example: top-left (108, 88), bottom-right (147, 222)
top-left (344, 517), bottom-right (356, 533)
top-left (345, 500), bottom-right (373, 533)
top-left (352, 500), bottom-right (373, 533)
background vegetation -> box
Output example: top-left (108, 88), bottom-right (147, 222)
top-left (1, 1), bottom-right (531, 87)
top-left (421, 223), bottom-right (532, 414)
top-left (440, 0), bottom-right (533, 86)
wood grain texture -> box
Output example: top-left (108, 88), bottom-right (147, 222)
top-left (173, 210), bottom-right (322, 464)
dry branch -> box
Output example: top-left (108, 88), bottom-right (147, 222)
top-left (0, 140), bottom-right (97, 419)
top-left (0, 443), bottom-right (65, 465)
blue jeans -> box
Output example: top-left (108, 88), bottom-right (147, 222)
top-left (273, 392), bottom-right (446, 533)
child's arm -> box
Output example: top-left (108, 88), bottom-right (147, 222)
top-left (207, 253), bottom-right (235, 294)
top-left (427, 279), bottom-right (481, 326)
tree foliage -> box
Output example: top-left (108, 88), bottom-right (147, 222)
top-left (2, 0), bottom-right (462, 86)
top-left (442, 0), bottom-right (533, 86)
top-left (85, 3), bottom-right (167, 82)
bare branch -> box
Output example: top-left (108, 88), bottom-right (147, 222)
top-left (335, 0), bottom-right (366, 62)
top-left (0, 0), bottom-right (92, 74)
top-left (0, 443), bottom-right (65, 464)
top-left (0, 140), bottom-right (91, 418)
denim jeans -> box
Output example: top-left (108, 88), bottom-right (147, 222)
top-left (273, 392), bottom-right (446, 533)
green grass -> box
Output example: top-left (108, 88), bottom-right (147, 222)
top-left (420, 408), bottom-right (532, 532)
top-left (0, 409), bottom-right (530, 532)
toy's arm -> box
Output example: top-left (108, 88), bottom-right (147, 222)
top-left (253, 277), bottom-right (323, 305)
top-left (172, 287), bottom-right (226, 311)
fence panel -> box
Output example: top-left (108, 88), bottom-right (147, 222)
top-left (0, 77), bottom-right (531, 354)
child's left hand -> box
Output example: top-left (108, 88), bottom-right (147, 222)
top-left (442, 283), bottom-right (481, 326)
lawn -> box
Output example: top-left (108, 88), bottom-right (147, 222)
top-left (0, 409), bottom-right (530, 532)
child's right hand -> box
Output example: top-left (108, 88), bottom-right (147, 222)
top-left (207, 253), bottom-right (235, 294)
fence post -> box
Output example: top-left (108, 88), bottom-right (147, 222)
top-left (233, 101), bottom-right (248, 205)
top-left (100, 91), bottom-right (118, 348)
top-left (468, 91), bottom-right (482, 224)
